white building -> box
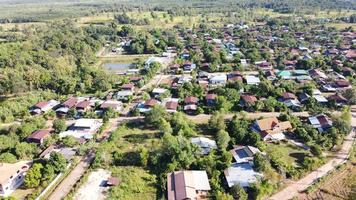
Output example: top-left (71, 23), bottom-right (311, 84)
top-left (59, 119), bottom-right (103, 139)
top-left (191, 137), bottom-right (217, 155)
top-left (0, 161), bottom-right (32, 197)
top-left (245, 75), bottom-right (260, 85)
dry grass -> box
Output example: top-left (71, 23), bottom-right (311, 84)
top-left (298, 162), bottom-right (356, 200)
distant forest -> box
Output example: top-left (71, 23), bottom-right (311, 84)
top-left (0, 0), bottom-right (355, 23)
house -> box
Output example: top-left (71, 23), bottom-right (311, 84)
top-left (76, 100), bottom-right (91, 113)
top-left (59, 119), bottom-right (103, 139)
top-left (184, 96), bottom-right (199, 114)
top-left (255, 61), bottom-right (272, 70)
top-left (284, 99), bottom-right (302, 110)
top-left (224, 162), bottom-right (262, 188)
top-left (308, 114), bottom-right (332, 132)
top-left (334, 80), bottom-right (351, 90)
top-left (313, 95), bottom-right (328, 104)
top-left (298, 93), bottom-right (310, 103)
top-left (0, 161), bottom-right (32, 197)
top-left (152, 88), bottom-right (168, 98)
top-left (191, 137), bottom-right (217, 155)
top-left (309, 69), bottom-right (328, 80)
top-left (345, 49), bottom-right (356, 60)
top-left (106, 177), bottom-right (120, 187)
top-left (167, 170), bottom-right (211, 200)
top-left (327, 93), bottom-right (348, 105)
top-left (163, 98), bottom-right (179, 113)
top-left (29, 100), bottom-right (60, 115)
top-left (252, 117), bottom-right (292, 141)
top-left (205, 94), bottom-right (217, 106)
top-left (230, 145), bottom-right (260, 163)
top-left (121, 83), bottom-right (135, 92)
top-left (240, 94), bottom-right (258, 107)
top-left (100, 100), bottom-right (123, 111)
top-left (277, 70), bottom-right (292, 79)
top-left (182, 62), bottom-right (196, 73)
top-left (245, 75), bottom-right (260, 85)
top-left (227, 71), bottom-right (243, 82)
top-left (56, 97), bottom-right (78, 115)
top-left (27, 130), bottom-right (51, 145)
top-left (280, 92), bottom-right (297, 101)
top-left (209, 75), bottom-right (227, 85)
top-left (265, 70), bottom-right (276, 81)
top-left (115, 90), bottom-right (133, 101)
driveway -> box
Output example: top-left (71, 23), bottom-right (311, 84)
top-left (48, 152), bottom-right (95, 200)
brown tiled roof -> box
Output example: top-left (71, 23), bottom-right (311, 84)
top-left (76, 100), bottom-right (90, 109)
top-left (184, 96), bottom-right (199, 104)
top-left (335, 80), bottom-right (350, 87)
top-left (145, 99), bottom-right (158, 107)
top-left (282, 92), bottom-right (297, 100)
top-left (107, 177), bottom-right (120, 186)
top-left (122, 83), bottom-right (135, 90)
top-left (28, 130), bottom-right (51, 140)
top-left (328, 93), bottom-right (347, 103)
top-left (166, 101), bottom-right (178, 110)
top-left (35, 101), bottom-right (49, 109)
top-left (62, 98), bottom-right (77, 108)
top-left (241, 95), bottom-right (257, 104)
top-left (256, 117), bottom-right (279, 131)
top-left (205, 94), bottom-right (217, 100)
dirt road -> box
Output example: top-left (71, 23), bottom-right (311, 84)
top-left (268, 110), bottom-right (356, 200)
top-left (48, 152), bottom-right (95, 200)
top-left (186, 111), bottom-right (310, 124)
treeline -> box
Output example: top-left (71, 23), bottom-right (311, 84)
top-left (0, 20), bottom-right (118, 95)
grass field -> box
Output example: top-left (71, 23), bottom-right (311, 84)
top-left (266, 141), bottom-right (309, 167)
top-left (103, 123), bottom-right (161, 200)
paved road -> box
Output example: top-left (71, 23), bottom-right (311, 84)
top-left (186, 111), bottom-right (310, 124)
top-left (48, 152), bottom-right (95, 200)
top-left (268, 110), bottom-right (356, 200)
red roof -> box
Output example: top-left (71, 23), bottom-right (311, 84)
top-left (335, 80), bottom-right (350, 87)
top-left (145, 99), bottom-right (158, 107)
top-left (166, 101), bottom-right (178, 110)
top-left (206, 94), bottom-right (217, 100)
top-left (184, 96), bottom-right (199, 104)
top-left (28, 130), bottom-right (51, 141)
top-left (76, 100), bottom-right (90, 109)
top-left (328, 93), bottom-right (347, 103)
top-left (107, 177), bottom-right (120, 186)
top-left (282, 92), bottom-right (297, 100)
top-left (241, 95), bottom-right (257, 103)
top-left (62, 98), bottom-right (77, 108)
top-left (35, 101), bottom-right (49, 109)
top-left (122, 84), bottom-right (135, 90)
top-left (130, 76), bottom-right (143, 82)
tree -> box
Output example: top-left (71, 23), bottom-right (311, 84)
top-left (0, 152), bottom-right (17, 163)
top-left (253, 153), bottom-right (268, 172)
top-left (145, 105), bottom-right (168, 128)
top-left (24, 163), bottom-right (43, 188)
top-left (53, 119), bottom-right (67, 134)
top-left (216, 130), bottom-right (230, 150)
top-left (230, 184), bottom-right (248, 200)
top-left (60, 136), bottom-right (79, 147)
top-left (15, 142), bottom-right (37, 159)
top-left (48, 152), bottom-right (67, 173)
top-left (209, 111), bottom-right (226, 132)
top-left (157, 118), bottom-right (173, 134)
top-left (310, 144), bottom-right (323, 157)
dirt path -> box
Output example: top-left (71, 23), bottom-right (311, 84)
top-left (48, 152), bottom-right (95, 200)
top-left (186, 111), bottom-right (310, 124)
top-left (268, 113), bottom-right (356, 200)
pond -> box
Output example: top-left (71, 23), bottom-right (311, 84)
top-left (103, 63), bottom-right (133, 71)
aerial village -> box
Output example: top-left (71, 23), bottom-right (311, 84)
top-left (0, 12), bottom-right (355, 200)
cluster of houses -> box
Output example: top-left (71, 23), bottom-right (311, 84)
top-left (29, 96), bottom-right (123, 117)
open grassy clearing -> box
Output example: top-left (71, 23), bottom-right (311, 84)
top-left (100, 122), bottom-right (161, 199)
top-left (266, 141), bottom-right (309, 167)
